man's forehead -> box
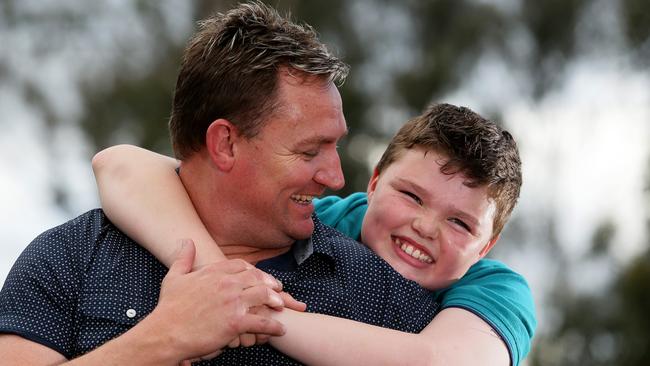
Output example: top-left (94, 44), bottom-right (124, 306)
top-left (294, 127), bottom-right (349, 145)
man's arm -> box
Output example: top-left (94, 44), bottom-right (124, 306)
top-left (268, 307), bottom-right (508, 366)
top-left (0, 335), bottom-right (67, 365)
top-left (0, 241), bottom-right (289, 365)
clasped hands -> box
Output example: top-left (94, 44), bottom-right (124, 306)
top-left (149, 239), bottom-right (306, 364)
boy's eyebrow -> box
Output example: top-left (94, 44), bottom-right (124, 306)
top-left (396, 177), bottom-right (481, 227)
top-left (449, 207), bottom-right (480, 227)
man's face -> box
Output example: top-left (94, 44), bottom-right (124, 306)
top-left (233, 73), bottom-right (347, 246)
top-left (361, 148), bottom-right (498, 290)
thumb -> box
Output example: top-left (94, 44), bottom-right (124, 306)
top-left (168, 239), bottom-right (196, 275)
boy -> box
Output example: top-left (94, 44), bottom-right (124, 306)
top-left (94, 103), bottom-right (535, 365)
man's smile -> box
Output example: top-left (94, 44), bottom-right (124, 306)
top-left (290, 194), bottom-right (316, 204)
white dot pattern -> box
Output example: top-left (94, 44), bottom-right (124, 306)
top-left (0, 210), bottom-right (438, 364)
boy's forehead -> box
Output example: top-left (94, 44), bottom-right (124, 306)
top-left (386, 148), bottom-right (492, 197)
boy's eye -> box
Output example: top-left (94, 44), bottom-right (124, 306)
top-left (449, 218), bottom-right (471, 232)
top-left (400, 190), bottom-right (423, 205)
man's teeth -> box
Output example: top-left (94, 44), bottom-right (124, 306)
top-left (395, 238), bottom-right (433, 264)
top-left (291, 194), bottom-right (314, 204)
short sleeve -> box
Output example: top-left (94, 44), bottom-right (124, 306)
top-left (314, 192), bottom-right (367, 240)
top-left (436, 259), bottom-right (537, 366)
top-left (0, 211), bottom-right (102, 358)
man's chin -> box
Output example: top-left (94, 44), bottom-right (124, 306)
top-left (287, 218), bottom-right (315, 240)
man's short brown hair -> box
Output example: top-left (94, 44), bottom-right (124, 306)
top-left (376, 103), bottom-right (522, 237)
top-left (169, 1), bottom-right (349, 159)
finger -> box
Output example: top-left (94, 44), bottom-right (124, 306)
top-left (240, 285), bottom-right (284, 309)
top-left (233, 268), bottom-right (283, 292)
top-left (212, 258), bottom-right (255, 274)
top-left (255, 333), bottom-right (271, 345)
top-left (279, 291), bottom-right (306, 312)
top-left (237, 313), bottom-right (286, 337)
top-left (196, 350), bottom-right (223, 360)
top-left (168, 239), bottom-right (196, 276)
top-left (239, 333), bottom-right (257, 347)
top-left (227, 336), bottom-right (240, 348)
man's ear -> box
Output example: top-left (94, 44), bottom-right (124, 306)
top-left (206, 119), bottom-right (239, 171)
top-left (478, 234), bottom-right (499, 258)
top-left (366, 167), bottom-right (381, 202)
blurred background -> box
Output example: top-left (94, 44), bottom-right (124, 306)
top-left (1, 0), bottom-right (649, 364)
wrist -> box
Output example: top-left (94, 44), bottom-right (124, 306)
top-left (125, 312), bottom-right (186, 364)
top-left (68, 314), bottom-right (182, 366)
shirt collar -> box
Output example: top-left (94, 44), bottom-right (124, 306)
top-left (295, 215), bottom-right (337, 263)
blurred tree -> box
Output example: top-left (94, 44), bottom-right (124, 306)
top-left (622, 0), bottom-right (650, 65)
top-left (530, 157), bottom-right (650, 365)
top-left (5, 1), bottom-right (650, 363)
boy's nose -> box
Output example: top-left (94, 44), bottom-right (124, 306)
top-left (412, 214), bottom-right (439, 241)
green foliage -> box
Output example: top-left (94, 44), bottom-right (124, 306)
top-left (396, 0), bottom-right (508, 111)
top-left (5, 1), bottom-right (650, 363)
top-left (622, 0), bottom-right (650, 60)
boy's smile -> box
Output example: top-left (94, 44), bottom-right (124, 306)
top-left (361, 147), bottom-right (499, 290)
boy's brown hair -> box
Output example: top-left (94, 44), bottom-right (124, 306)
top-left (376, 103), bottom-right (522, 237)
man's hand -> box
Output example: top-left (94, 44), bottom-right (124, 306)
top-left (142, 239), bottom-right (289, 363)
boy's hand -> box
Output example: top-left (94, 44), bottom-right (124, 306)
top-left (223, 291), bottom-right (307, 349)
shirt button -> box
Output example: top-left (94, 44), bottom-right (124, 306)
top-left (126, 308), bottom-right (137, 318)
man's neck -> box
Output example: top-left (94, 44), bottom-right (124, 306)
top-left (220, 245), bottom-right (292, 265)
top-left (178, 157), bottom-right (293, 265)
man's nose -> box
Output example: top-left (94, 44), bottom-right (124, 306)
top-left (314, 148), bottom-right (345, 191)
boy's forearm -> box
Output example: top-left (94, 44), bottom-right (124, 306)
top-left (269, 309), bottom-right (427, 366)
top-left (92, 144), bottom-right (225, 268)
top-left (269, 308), bottom-right (510, 366)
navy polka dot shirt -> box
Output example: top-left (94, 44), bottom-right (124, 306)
top-left (0, 210), bottom-right (438, 364)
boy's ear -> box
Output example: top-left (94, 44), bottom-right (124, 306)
top-left (206, 119), bottom-right (239, 171)
top-left (366, 167), bottom-right (381, 202)
top-left (478, 234), bottom-right (499, 258)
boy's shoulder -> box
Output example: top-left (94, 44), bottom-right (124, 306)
top-left (314, 192), bottom-right (368, 240)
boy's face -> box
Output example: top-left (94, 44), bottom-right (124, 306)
top-left (361, 148), bottom-right (499, 290)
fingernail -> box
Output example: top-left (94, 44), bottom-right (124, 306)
top-left (276, 294), bottom-right (286, 307)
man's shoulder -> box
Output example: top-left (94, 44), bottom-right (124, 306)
top-left (310, 216), bottom-right (373, 257)
top-left (31, 209), bottom-right (129, 254)
top-left (1, 210), bottom-right (166, 359)
top-left (37, 208), bottom-right (116, 239)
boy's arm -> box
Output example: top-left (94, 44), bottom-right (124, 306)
top-left (269, 308), bottom-right (509, 366)
top-left (92, 144), bottom-right (225, 268)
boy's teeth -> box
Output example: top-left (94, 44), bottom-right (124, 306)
top-left (291, 194), bottom-right (314, 203)
top-left (396, 237), bottom-right (433, 264)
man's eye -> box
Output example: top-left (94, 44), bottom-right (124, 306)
top-left (400, 191), bottom-right (422, 205)
top-left (449, 218), bottom-right (471, 232)
top-left (302, 150), bottom-right (319, 158)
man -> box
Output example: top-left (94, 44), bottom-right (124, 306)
top-left (0, 2), bottom-right (430, 364)
top-left (0, 2), bottom-right (531, 365)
